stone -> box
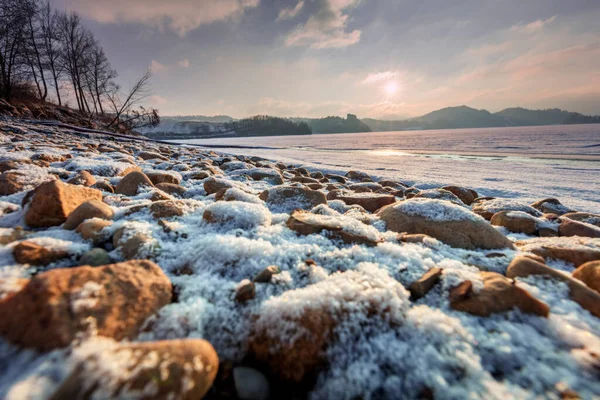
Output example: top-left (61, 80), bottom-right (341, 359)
top-left (146, 171), bottom-right (181, 185)
top-left (336, 192), bottom-right (396, 213)
top-left (291, 176), bottom-right (320, 184)
top-left (516, 237), bottom-right (600, 267)
top-left (408, 267), bottom-right (442, 299)
top-left (189, 171), bottom-right (211, 180)
top-left (572, 261), bottom-right (600, 294)
top-left (259, 186), bottom-right (327, 212)
top-left (79, 248), bottom-right (111, 266)
top-left (51, 339), bottom-right (218, 400)
top-left (506, 256), bottom-right (600, 318)
top-left (558, 218), bottom-right (600, 238)
top-left (325, 174), bottom-right (347, 183)
top-left (233, 366), bottom-right (270, 400)
top-left (349, 182), bottom-right (383, 192)
top-left (13, 241), bottom-right (68, 265)
top-left (25, 180), bottom-right (102, 228)
top-left (150, 200), bottom-right (185, 219)
top-left (377, 199), bottom-right (515, 250)
top-left (449, 271), bottom-right (549, 317)
top-left (115, 171), bottom-right (154, 196)
top-left (562, 212), bottom-right (600, 228)
top-left (286, 209), bottom-right (381, 246)
top-left (0, 172), bottom-right (26, 195)
top-left (345, 170), bottom-right (370, 181)
top-left (204, 177), bottom-right (237, 195)
top-left (0, 260), bottom-right (171, 351)
top-left (155, 182), bottom-right (186, 196)
top-left (67, 170), bottom-right (96, 187)
top-left (254, 265), bottom-right (281, 283)
top-left (472, 198), bottom-right (542, 220)
top-left (246, 168), bottom-right (284, 184)
top-left (92, 180), bottom-right (114, 193)
top-left (490, 210), bottom-right (539, 235)
top-left (113, 227), bottom-right (155, 260)
top-left (0, 227), bottom-right (30, 245)
top-left (442, 185), bottom-right (476, 205)
top-left (76, 219), bottom-right (113, 245)
top-left (235, 279), bottom-right (255, 302)
top-left (414, 188), bottom-right (465, 206)
top-left (63, 200), bottom-right (114, 230)
top-left (378, 180), bottom-right (407, 190)
top-left (138, 151), bottom-right (168, 161)
top-left (531, 198), bottom-right (573, 215)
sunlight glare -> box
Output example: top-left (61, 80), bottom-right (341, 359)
top-left (384, 81), bottom-right (398, 95)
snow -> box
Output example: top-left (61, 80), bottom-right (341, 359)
top-left (0, 119), bottom-right (599, 399)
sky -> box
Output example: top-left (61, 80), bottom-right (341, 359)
top-left (51, 0), bottom-right (600, 119)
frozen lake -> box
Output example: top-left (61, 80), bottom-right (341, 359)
top-left (179, 124), bottom-right (600, 213)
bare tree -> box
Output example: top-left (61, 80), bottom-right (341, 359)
top-left (22, 0), bottom-right (48, 101)
top-left (0, 0), bottom-right (28, 100)
top-left (106, 69), bottom-right (159, 130)
top-left (39, 1), bottom-right (64, 105)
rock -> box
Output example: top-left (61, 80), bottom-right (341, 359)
top-left (291, 176), bottom-right (321, 184)
top-left (245, 168), bottom-right (284, 184)
top-left (150, 200), bottom-right (184, 219)
top-left (408, 267), bottom-right (442, 299)
top-left (286, 209), bottom-right (381, 246)
top-left (204, 177), bottom-right (237, 195)
top-left (146, 171), bottom-right (181, 185)
top-left (562, 212), bottom-right (600, 228)
top-left (472, 198), bottom-right (542, 220)
top-left (449, 271), bottom-right (549, 317)
top-left (115, 171), bottom-right (154, 196)
top-left (189, 170), bottom-right (211, 180)
top-left (138, 151), bottom-right (168, 161)
top-left (0, 171), bottom-right (27, 195)
top-left (79, 248), bottom-right (111, 266)
top-left (63, 200), bottom-right (114, 230)
top-left (155, 182), bottom-right (186, 196)
top-left (51, 339), bottom-right (218, 400)
top-left (76, 219), bottom-right (113, 245)
top-left (25, 180), bottom-right (102, 228)
top-left (235, 279), bottom-right (255, 302)
top-left (442, 185), bottom-right (476, 205)
top-left (377, 199), bottom-right (515, 250)
top-left (325, 174), bottom-right (347, 183)
top-left (259, 186), bottom-right (327, 212)
top-left (113, 227), bottom-right (155, 260)
top-left (378, 180), bottom-right (407, 190)
top-left (349, 182), bottom-right (383, 192)
top-left (345, 170), bottom-right (370, 181)
top-left (336, 192), bottom-right (396, 213)
top-left (0, 260), bottom-right (171, 351)
top-left (92, 180), bottom-right (114, 193)
top-left (250, 266), bottom-right (408, 382)
top-left (558, 218), bottom-right (600, 238)
top-left (490, 210), bottom-right (539, 235)
top-left (506, 256), bottom-right (600, 318)
top-left (13, 241), bottom-right (68, 265)
top-left (572, 261), bottom-right (600, 294)
top-left (531, 198), bottom-right (573, 215)
top-left (233, 366), bottom-right (270, 400)
top-left (215, 188), bottom-right (263, 204)
top-left (254, 265), bottom-right (281, 283)
top-left (67, 170), bottom-right (96, 187)
top-left (400, 233), bottom-right (435, 244)
top-left (0, 227), bottom-right (30, 245)
top-left (203, 201), bottom-right (271, 228)
top-left (516, 237), bottom-right (600, 267)
top-left (414, 188), bottom-right (465, 206)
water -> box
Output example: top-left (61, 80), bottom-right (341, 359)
top-left (178, 124), bottom-right (600, 213)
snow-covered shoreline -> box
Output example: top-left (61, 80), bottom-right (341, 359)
top-left (1, 118), bottom-right (599, 399)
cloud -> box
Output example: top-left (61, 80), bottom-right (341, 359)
top-left (60, 0), bottom-right (260, 36)
top-left (361, 71), bottom-right (398, 84)
top-left (150, 60), bottom-right (167, 72)
top-left (149, 95), bottom-right (168, 105)
top-left (177, 59), bottom-right (191, 68)
top-left (277, 1), bottom-right (304, 21)
top-left (510, 15), bottom-right (557, 33)
top-left (284, 0), bottom-right (361, 49)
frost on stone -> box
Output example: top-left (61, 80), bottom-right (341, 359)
top-left (477, 198), bottom-right (543, 217)
top-left (390, 198), bottom-right (483, 222)
top-left (204, 201), bottom-right (271, 228)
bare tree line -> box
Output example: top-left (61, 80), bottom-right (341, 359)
top-left (0, 0), bottom-right (158, 130)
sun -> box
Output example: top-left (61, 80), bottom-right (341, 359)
top-left (384, 81), bottom-right (398, 95)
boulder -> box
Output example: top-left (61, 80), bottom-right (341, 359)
top-left (204, 177), bottom-right (238, 195)
top-left (506, 256), bottom-right (600, 318)
top-left (490, 210), bottom-right (539, 235)
top-left (377, 199), bottom-right (515, 250)
top-left (146, 171), bottom-right (181, 185)
top-left (67, 170), bottom-right (96, 187)
top-left (414, 188), bottom-right (465, 206)
top-left (408, 267), bottom-right (442, 299)
top-left (531, 198), bottom-right (573, 215)
top-left (336, 192), bottom-right (396, 213)
top-left (450, 271), bottom-right (549, 317)
top-left (516, 237), bottom-right (600, 267)
top-left (25, 180), bottom-right (102, 228)
top-left (150, 200), bottom-right (184, 219)
top-left (0, 171), bottom-right (27, 195)
top-left (244, 168), bottom-right (284, 184)
top-left (442, 185), bottom-right (476, 205)
top-left (345, 170), bottom-right (370, 181)
top-left (558, 219), bottom-right (600, 238)
top-left (0, 227), bottom-right (30, 245)
top-left (138, 151), bottom-right (168, 161)
top-left (472, 198), bottom-right (542, 220)
top-left (0, 260), bottom-right (171, 351)
top-left (115, 171), bottom-right (154, 196)
top-left (113, 227), bottom-right (155, 260)
top-left (155, 182), bottom-right (186, 196)
top-left (13, 241), bottom-right (68, 265)
top-left (63, 200), bottom-right (114, 230)
top-left (562, 212), bottom-right (600, 228)
top-left (79, 248), bottom-right (111, 266)
top-left (92, 180), bottom-right (114, 193)
top-left (76, 219), bottom-right (113, 245)
top-left (572, 261), bottom-right (600, 294)
top-left (259, 186), bottom-right (327, 212)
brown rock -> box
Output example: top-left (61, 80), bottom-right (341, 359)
top-left (336, 193), bottom-right (396, 213)
top-left (442, 185), bottom-right (475, 205)
top-left (531, 198), bottom-right (573, 215)
top-left (414, 188), bottom-right (464, 206)
top-left (138, 151), bottom-right (168, 161)
top-left (259, 186), bottom-right (327, 211)
top-left (291, 176), bottom-right (320, 184)
top-left (51, 339), bottom-right (218, 400)
top-left (472, 199), bottom-right (541, 221)
top-left (562, 212), bottom-right (600, 228)
top-left (63, 200), bottom-right (114, 230)
top-left (155, 182), bottom-right (186, 196)
top-left (0, 172), bottom-right (26, 195)
top-left (189, 171), bottom-right (211, 180)
top-left (113, 227), bottom-right (155, 260)
top-left (254, 265), bottom-right (280, 283)
top-left (150, 200), bottom-right (184, 219)
top-left (0, 260), bottom-right (171, 351)
top-left (572, 261), bottom-right (600, 294)
top-left (235, 280), bottom-right (256, 303)
top-left (506, 256), bottom-right (600, 318)
top-left (0, 227), bottom-right (30, 245)
top-left (76, 219), bottom-right (113, 245)
top-left (409, 267), bottom-right (442, 299)
top-left (13, 241), bottom-right (68, 265)
top-left (400, 233), bottom-right (435, 244)
top-left (146, 171), bottom-right (181, 185)
top-left (115, 171), bottom-right (154, 196)
top-left (92, 180), bottom-right (114, 193)
top-left (67, 170), bottom-right (96, 187)
top-left (25, 180), bottom-right (102, 228)
top-left (558, 219), bottom-right (600, 238)
top-left (491, 210), bottom-right (539, 235)
top-left (204, 177), bottom-right (236, 195)
top-left (449, 271), bottom-right (549, 317)
top-left (345, 170), bottom-right (370, 181)
top-left (516, 237), bottom-right (600, 267)
top-left (377, 199), bottom-right (515, 250)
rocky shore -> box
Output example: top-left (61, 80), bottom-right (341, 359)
top-left (0, 117), bottom-right (599, 399)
